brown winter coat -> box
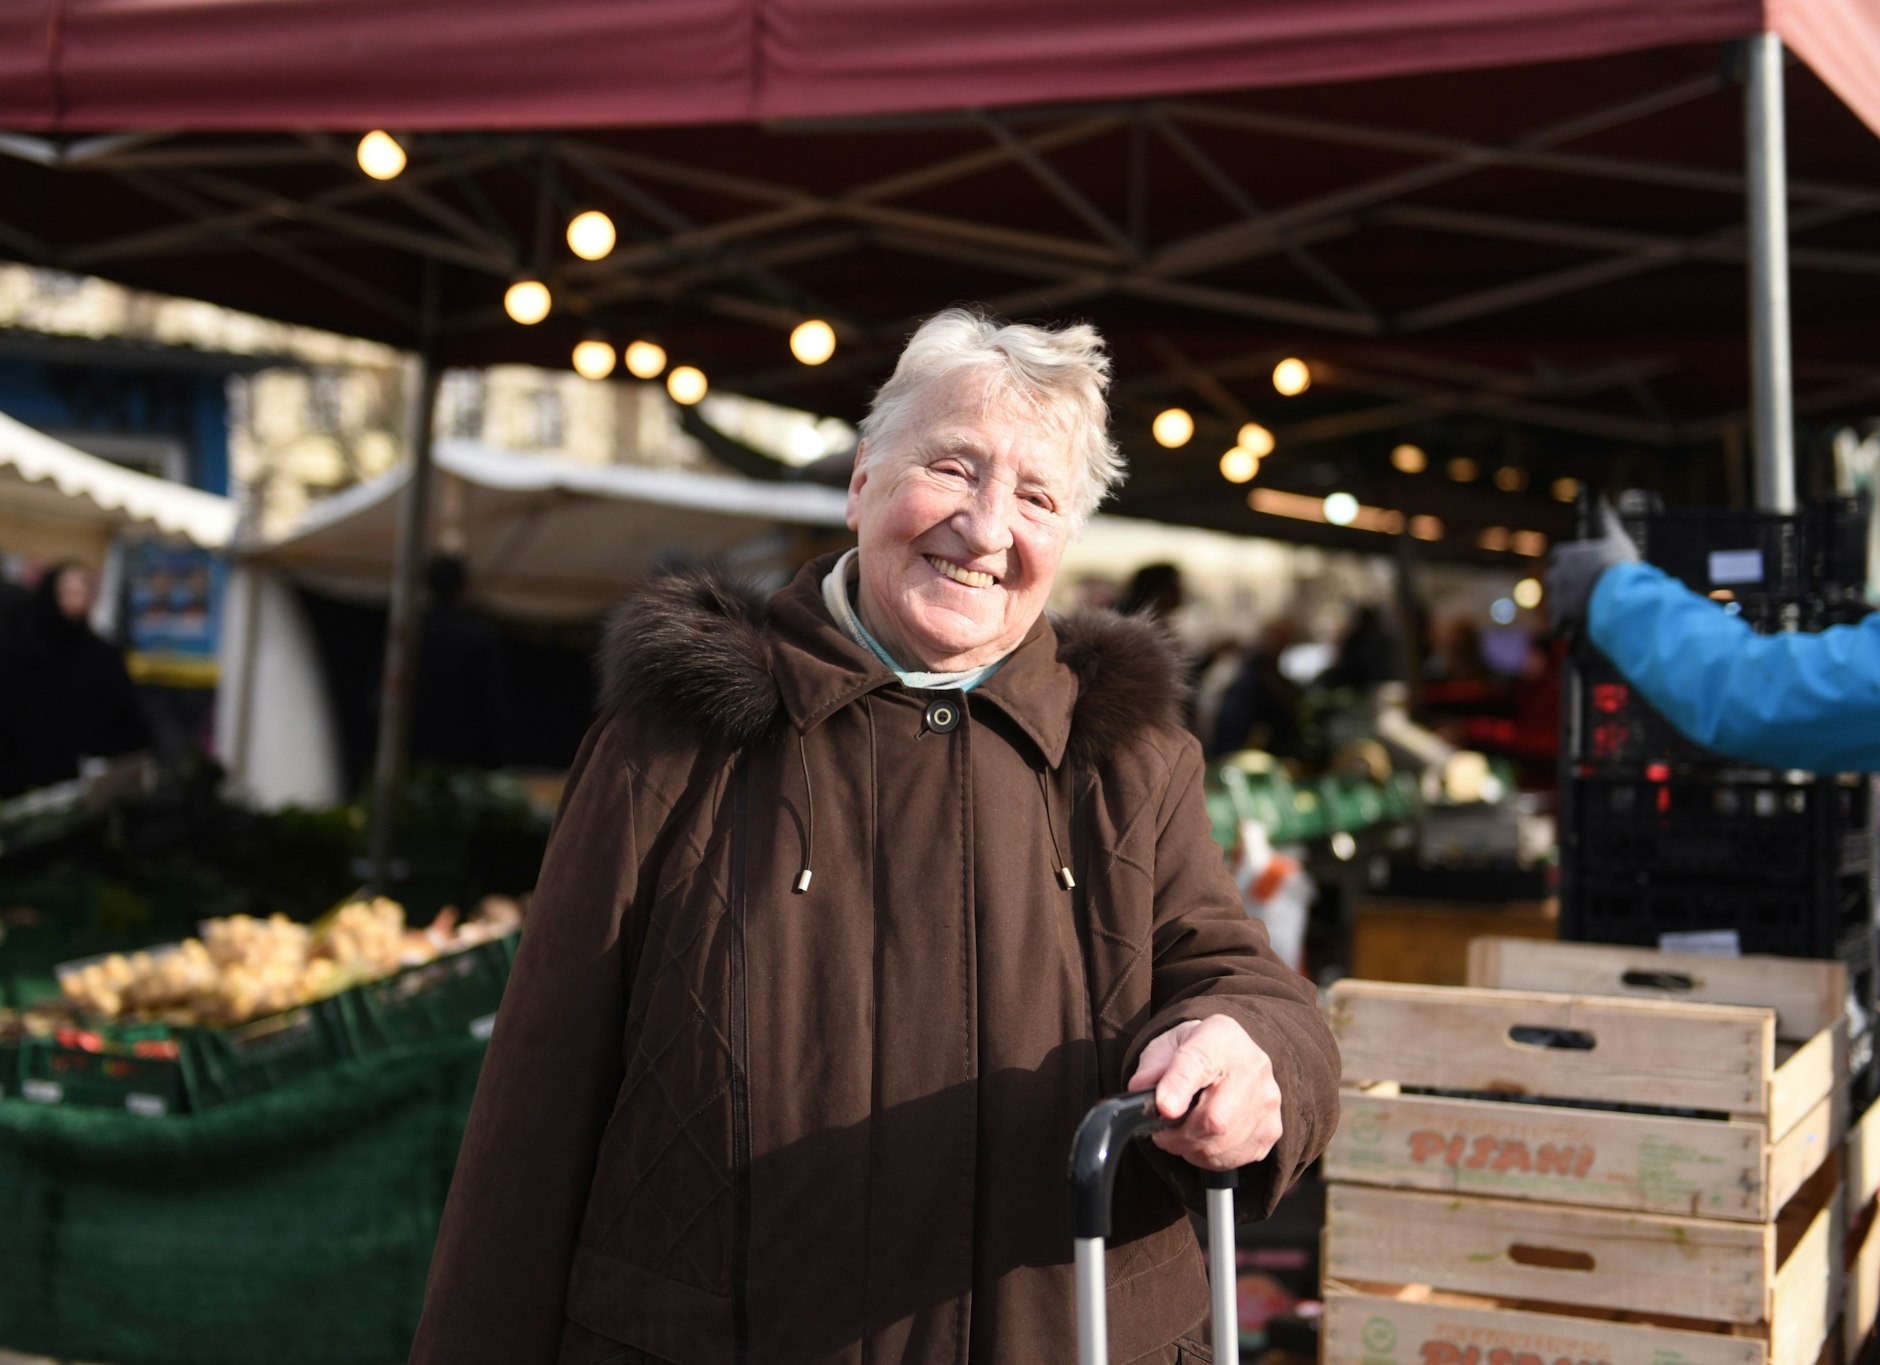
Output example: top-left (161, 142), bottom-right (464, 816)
top-left (411, 554), bottom-right (1340, 1365)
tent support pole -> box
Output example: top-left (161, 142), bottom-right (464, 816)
top-left (1746, 31), bottom-right (1795, 514)
top-left (366, 266), bottom-right (441, 892)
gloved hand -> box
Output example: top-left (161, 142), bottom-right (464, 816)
top-left (1546, 499), bottom-right (1639, 629)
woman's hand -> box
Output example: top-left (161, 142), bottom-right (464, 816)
top-left (1126, 1015), bottom-right (1282, 1170)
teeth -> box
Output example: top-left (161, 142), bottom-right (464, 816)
top-left (927, 555), bottom-right (995, 589)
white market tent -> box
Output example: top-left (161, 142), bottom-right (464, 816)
top-left (251, 439), bottom-right (853, 620)
top-left (0, 408), bottom-right (237, 562)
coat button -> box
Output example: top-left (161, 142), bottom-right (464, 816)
top-left (924, 698), bottom-right (961, 733)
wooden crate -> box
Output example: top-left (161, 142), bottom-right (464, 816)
top-left (1350, 897), bottom-right (1557, 987)
top-left (1323, 1159), bottom-right (1844, 1365)
top-left (1326, 953), bottom-right (1847, 1222)
top-left (1847, 1099), bottom-right (1880, 1363)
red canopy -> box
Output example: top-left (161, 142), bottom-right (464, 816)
top-left (4, 0), bottom-right (1877, 137)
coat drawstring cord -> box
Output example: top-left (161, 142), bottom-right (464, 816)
top-left (1036, 767), bottom-right (1075, 891)
top-left (793, 730), bottom-right (815, 894)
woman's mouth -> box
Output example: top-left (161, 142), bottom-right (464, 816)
top-left (926, 555), bottom-right (997, 589)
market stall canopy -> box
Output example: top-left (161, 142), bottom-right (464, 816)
top-left (1, 3), bottom-right (1877, 554)
top-left (2, 0), bottom-right (1876, 136)
top-left (0, 408), bottom-right (237, 561)
top-left (250, 441), bottom-right (851, 619)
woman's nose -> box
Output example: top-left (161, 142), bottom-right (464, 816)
top-left (953, 485), bottom-right (1015, 552)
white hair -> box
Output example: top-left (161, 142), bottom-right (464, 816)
top-left (856, 307), bottom-right (1124, 527)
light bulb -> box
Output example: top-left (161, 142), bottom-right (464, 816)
top-left (1495, 465), bottom-right (1528, 492)
top-left (1219, 447), bottom-right (1258, 483)
top-left (1237, 422), bottom-right (1275, 458)
top-left (1447, 457), bottom-right (1478, 483)
top-left (566, 211), bottom-right (617, 262)
top-left (572, 339), bottom-right (616, 380)
top-left (1272, 358), bottom-right (1311, 396)
top-left (1391, 443), bottom-right (1426, 474)
top-left (1553, 477), bottom-right (1580, 503)
top-left (624, 340), bottom-right (667, 379)
top-left (790, 319), bottom-right (837, 366)
top-left (1409, 515), bottom-right (1444, 541)
top-left (667, 365), bottom-right (707, 405)
top-left (1514, 578), bottom-right (1544, 609)
top-left (356, 131), bottom-right (406, 181)
top-left (504, 279), bottom-right (551, 326)
top-left (1323, 492), bottom-right (1358, 526)
top-left (1152, 408), bottom-right (1195, 448)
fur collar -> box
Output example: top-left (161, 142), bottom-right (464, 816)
top-left (600, 567), bottom-right (1185, 765)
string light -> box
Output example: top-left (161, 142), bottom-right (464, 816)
top-left (1237, 422), bottom-right (1275, 458)
top-left (566, 211), bottom-right (617, 261)
top-left (572, 338), bottom-right (616, 380)
top-left (356, 131), bottom-right (406, 180)
top-left (1219, 447), bottom-right (1259, 483)
top-left (666, 365), bottom-right (708, 405)
top-left (624, 340), bottom-right (667, 379)
top-left (1272, 358), bottom-right (1311, 396)
top-left (503, 279), bottom-right (551, 326)
top-left (1153, 408), bottom-right (1195, 448)
top-left (1391, 443), bottom-right (1426, 474)
top-left (790, 320), bottom-right (837, 366)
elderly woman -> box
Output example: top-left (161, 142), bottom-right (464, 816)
top-left (411, 310), bottom-right (1339, 1365)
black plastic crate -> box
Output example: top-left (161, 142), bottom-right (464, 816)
top-left (1562, 871), bottom-right (1871, 959)
top-left (1567, 770), bottom-right (1873, 889)
top-left (1611, 493), bottom-right (1868, 602)
top-left (339, 935), bottom-right (515, 1053)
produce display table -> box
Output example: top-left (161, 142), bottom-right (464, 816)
top-left (0, 1033), bottom-right (486, 1365)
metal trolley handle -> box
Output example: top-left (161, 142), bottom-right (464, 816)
top-left (1069, 1091), bottom-right (1239, 1365)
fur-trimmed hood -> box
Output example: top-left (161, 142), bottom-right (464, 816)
top-left (600, 559), bottom-right (1186, 766)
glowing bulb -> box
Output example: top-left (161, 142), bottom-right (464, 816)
top-left (1391, 443), bottom-right (1426, 474)
top-left (504, 279), bottom-right (551, 326)
top-left (1323, 492), bottom-right (1358, 526)
top-left (624, 340), bottom-right (667, 379)
top-left (1553, 477), bottom-right (1580, 503)
top-left (666, 365), bottom-right (707, 405)
top-left (1409, 515), bottom-right (1444, 541)
top-left (1220, 447), bottom-right (1258, 483)
top-left (1490, 597), bottom-right (1517, 625)
top-left (1152, 408), bottom-right (1194, 448)
top-left (1237, 422), bottom-right (1275, 458)
top-left (790, 319), bottom-right (837, 366)
top-left (1511, 530), bottom-right (1549, 557)
top-left (356, 131), bottom-right (406, 181)
top-left (1272, 358), bottom-right (1311, 396)
top-left (572, 339), bottom-right (616, 380)
top-left (1447, 456), bottom-right (1478, 482)
top-left (1495, 465), bottom-right (1528, 492)
top-left (1478, 526), bottom-right (1510, 552)
top-left (566, 211), bottom-right (617, 261)
top-left (1514, 578), bottom-right (1544, 610)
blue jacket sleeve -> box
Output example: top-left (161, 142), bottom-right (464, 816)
top-left (1588, 560), bottom-right (1880, 772)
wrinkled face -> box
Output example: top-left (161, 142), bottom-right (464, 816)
top-left (55, 567), bottom-right (97, 622)
top-left (846, 371), bottom-right (1078, 672)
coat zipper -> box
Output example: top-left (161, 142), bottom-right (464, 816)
top-left (728, 757), bottom-right (752, 1363)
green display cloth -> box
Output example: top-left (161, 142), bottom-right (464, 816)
top-left (0, 1034), bottom-right (487, 1365)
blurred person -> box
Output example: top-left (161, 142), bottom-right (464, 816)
top-left (1117, 560), bottom-right (1184, 621)
top-left (1212, 616), bottom-right (1306, 759)
top-left (0, 561), bottom-right (148, 798)
top-left (1549, 502), bottom-right (1880, 771)
top-left (1315, 603), bottom-right (1403, 693)
top-left (410, 308), bottom-right (1338, 1365)
top-left (409, 553), bottom-right (513, 769)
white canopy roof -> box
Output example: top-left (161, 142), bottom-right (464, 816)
top-left (0, 408), bottom-right (237, 562)
top-left (252, 440), bottom-right (854, 620)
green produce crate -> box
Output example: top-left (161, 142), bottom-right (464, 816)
top-left (183, 999), bottom-right (355, 1109)
top-left (17, 1021), bottom-right (189, 1116)
top-left (341, 936), bottom-right (516, 1052)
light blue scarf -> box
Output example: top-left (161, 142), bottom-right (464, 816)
top-left (821, 548), bottom-right (1005, 692)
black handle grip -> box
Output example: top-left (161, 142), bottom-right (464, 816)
top-left (1069, 1091), bottom-right (1239, 1239)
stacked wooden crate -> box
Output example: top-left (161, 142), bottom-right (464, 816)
top-left (1849, 1092), bottom-right (1879, 1362)
top-left (1322, 938), bottom-right (1850, 1365)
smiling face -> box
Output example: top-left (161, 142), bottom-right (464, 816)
top-left (845, 370), bottom-right (1079, 672)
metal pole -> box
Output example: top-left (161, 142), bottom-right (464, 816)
top-left (1073, 1237), bottom-right (1106, 1365)
top-left (1746, 32), bottom-right (1796, 513)
top-left (1206, 1185), bottom-right (1240, 1365)
top-left (365, 264), bottom-right (441, 890)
